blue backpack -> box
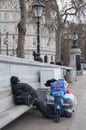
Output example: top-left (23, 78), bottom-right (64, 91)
top-left (50, 81), bottom-right (66, 96)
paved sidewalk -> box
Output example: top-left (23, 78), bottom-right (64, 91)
top-left (69, 71), bottom-right (86, 130)
top-left (1, 71), bottom-right (86, 130)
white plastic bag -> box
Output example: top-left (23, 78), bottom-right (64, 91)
top-left (64, 93), bottom-right (77, 105)
top-left (46, 94), bottom-right (54, 104)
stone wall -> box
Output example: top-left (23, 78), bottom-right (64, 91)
top-left (0, 55), bottom-right (73, 90)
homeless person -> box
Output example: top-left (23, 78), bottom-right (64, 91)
top-left (10, 76), bottom-right (53, 119)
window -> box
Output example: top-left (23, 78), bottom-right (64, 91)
top-left (51, 56), bottom-right (53, 61)
top-left (3, 2), bottom-right (8, 9)
top-left (33, 36), bottom-right (36, 45)
top-left (13, 13), bottom-right (17, 20)
top-left (13, 13), bottom-right (21, 21)
top-left (12, 1), bottom-right (17, 9)
top-left (3, 25), bottom-right (8, 33)
top-left (4, 13), bottom-right (9, 20)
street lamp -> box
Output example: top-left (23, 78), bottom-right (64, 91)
top-left (32, 0), bottom-right (45, 62)
top-left (4, 32), bottom-right (9, 55)
top-left (71, 33), bottom-right (78, 48)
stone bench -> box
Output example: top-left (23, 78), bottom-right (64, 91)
top-left (0, 86), bottom-right (33, 129)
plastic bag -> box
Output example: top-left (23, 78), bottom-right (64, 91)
top-left (64, 93), bottom-right (77, 105)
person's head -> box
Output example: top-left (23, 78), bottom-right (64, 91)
top-left (10, 76), bottom-right (20, 85)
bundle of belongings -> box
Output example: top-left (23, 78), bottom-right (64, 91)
top-left (45, 79), bottom-right (77, 122)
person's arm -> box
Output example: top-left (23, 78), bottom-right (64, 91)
top-left (21, 83), bottom-right (38, 99)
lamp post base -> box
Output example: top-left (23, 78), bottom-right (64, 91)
top-left (34, 56), bottom-right (43, 62)
top-left (34, 55), bottom-right (43, 62)
top-left (71, 40), bottom-right (78, 48)
top-left (33, 52), bottom-right (43, 62)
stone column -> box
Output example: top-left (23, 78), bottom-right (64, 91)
top-left (69, 48), bottom-right (83, 75)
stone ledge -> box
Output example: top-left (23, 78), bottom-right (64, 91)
top-left (0, 104), bottom-right (33, 129)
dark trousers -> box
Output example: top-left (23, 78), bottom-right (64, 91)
top-left (34, 99), bottom-right (53, 119)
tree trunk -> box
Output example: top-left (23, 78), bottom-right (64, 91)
top-left (17, 0), bottom-right (26, 58)
top-left (55, 29), bottom-right (62, 62)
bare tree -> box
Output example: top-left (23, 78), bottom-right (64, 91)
top-left (17, 0), bottom-right (27, 58)
top-left (42, 0), bottom-right (86, 62)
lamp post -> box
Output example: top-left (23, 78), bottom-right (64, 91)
top-left (32, 0), bottom-right (45, 62)
top-left (70, 32), bottom-right (82, 73)
top-left (4, 32), bottom-right (9, 55)
top-left (71, 33), bottom-right (78, 48)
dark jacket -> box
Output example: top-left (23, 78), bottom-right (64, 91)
top-left (11, 82), bottom-right (38, 99)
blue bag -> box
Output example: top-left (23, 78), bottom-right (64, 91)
top-left (50, 81), bottom-right (66, 96)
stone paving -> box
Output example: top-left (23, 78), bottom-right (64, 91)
top-left (1, 71), bottom-right (86, 130)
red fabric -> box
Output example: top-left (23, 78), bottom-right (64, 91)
top-left (54, 85), bottom-right (59, 90)
top-left (66, 89), bottom-right (70, 94)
